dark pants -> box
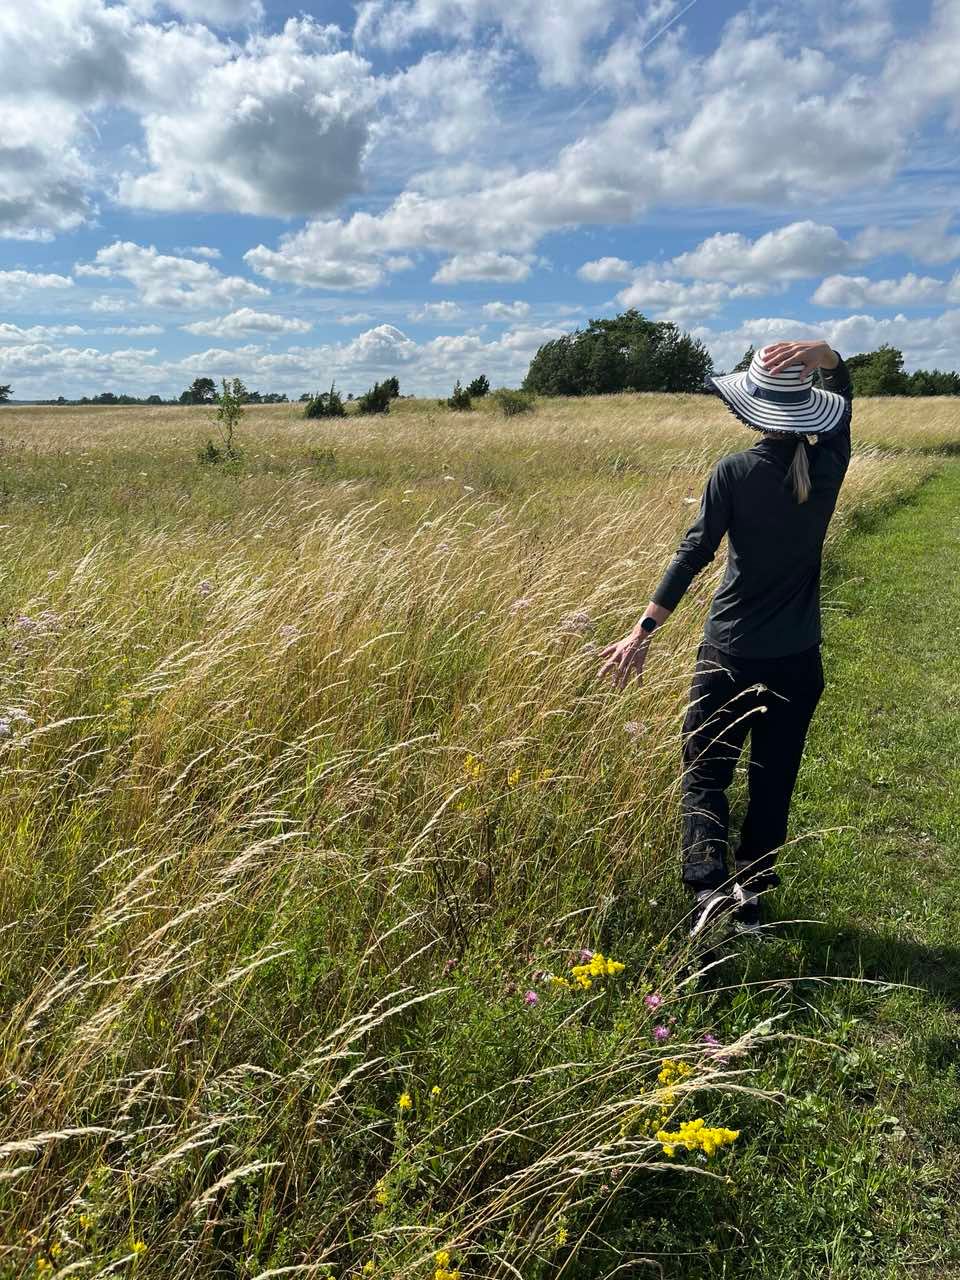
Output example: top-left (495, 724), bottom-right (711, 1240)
top-left (681, 641), bottom-right (825, 894)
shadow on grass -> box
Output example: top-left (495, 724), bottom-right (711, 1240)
top-left (784, 919), bottom-right (960, 1007)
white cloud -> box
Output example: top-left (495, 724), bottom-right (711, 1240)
top-left (483, 300), bottom-right (531, 320)
top-left (387, 49), bottom-right (500, 155)
top-left (142, 0), bottom-right (264, 24)
top-left (355, 0), bottom-right (616, 87)
top-left (812, 273), bottom-right (953, 308)
top-left (337, 313), bottom-right (374, 325)
top-left (697, 308), bottom-right (960, 377)
top-left (90, 295), bottom-right (135, 314)
top-left (76, 242), bottom-right (268, 310)
top-left (408, 301), bottom-right (463, 323)
top-left (433, 253), bottom-right (533, 284)
top-left (669, 221), bottom-right (850, 283)
top-left (578, 257), bottom-right (636, 283)
top-left (174, 245), bottom-right (222, 260)
top-left (0, 270), bottom-right (74, 297)
top-left (103, 324), bottom-right (165, 336)
top-left (0, 323), bottom-right (89, 343)
top-left (182, 309), bottom-right (313, 338)
top-left (617, 276), bottom-right (765, 322)
top-left (851, 213), bottom-right (960, 266)
top-left (0, 102), bottom-right (94, 240)
top-left (118, 19), bottom-right (377, 217)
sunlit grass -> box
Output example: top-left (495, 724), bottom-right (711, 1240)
top-left (0, 393), bottom-right (955, 1278)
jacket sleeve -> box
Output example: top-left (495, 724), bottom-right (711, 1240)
top-left (818, 353), bottom-right (852, 404)
top-left (652, 460), bottom-right (732, 611)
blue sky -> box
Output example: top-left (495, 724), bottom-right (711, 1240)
top-left (2, 0), bottom-right (959, 399)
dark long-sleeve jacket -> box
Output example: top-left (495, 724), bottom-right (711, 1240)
top-left (652, 358), bottom-right (853, 658)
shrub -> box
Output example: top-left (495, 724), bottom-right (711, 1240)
top-left (467, 374), bottom-right (490, 398)
top-left (198, 377), bottom-right (246, 464)
top-left (355, 382), bottom-right (392, 415)
top-left (382, 376), bottom-right (401, 399)
top-left (492, 388), bottom-right (535, 417)
top-left (304, 384), bottom-right (347, 419)
top-left (447, 380), bottom-right (473, 411)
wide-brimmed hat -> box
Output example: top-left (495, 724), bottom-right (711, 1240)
top-left (711, 345), bottom-right (847, 437)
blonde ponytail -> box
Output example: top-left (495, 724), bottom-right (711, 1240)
top-left (788, 436), bottom-right (814, 504)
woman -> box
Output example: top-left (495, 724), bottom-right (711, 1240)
top-left (599, 340), bottom-right (853, 937)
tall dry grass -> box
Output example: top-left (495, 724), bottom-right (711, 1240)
top-left (0, 392), bottom-right (955, 1277)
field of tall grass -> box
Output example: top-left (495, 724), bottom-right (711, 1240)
top-left (0, 392), bottom-right (956, 1279)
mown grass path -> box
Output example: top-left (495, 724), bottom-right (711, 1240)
top-left (696, 460), bottom-right (960, 1279)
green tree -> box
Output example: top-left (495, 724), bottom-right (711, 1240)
top-left (0, 385), bottom-right (11, 403)
top-left (523, 310), bottom-right (712, 396)
top-left (849, 345), bottom-right (910, 397)
top-left (446, 380), bottom-right (472, 411)
top-left (733, 346), bottom-right (755, 373)
top-left (184, 376), bottom-right (216, 405)
top-left (467, 375), bottom-right (490, 398)
top-left (304, 384), bottom-right (347, 418)
top-left (356, 382), bottom-right (392, 415)
top-left (382, 376), bottom-right (401, 399)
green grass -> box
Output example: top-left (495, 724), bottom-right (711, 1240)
top-left (677, 462), bottom-right (960, 1279)
top-left (1, 397), bottom-right (959, 1279)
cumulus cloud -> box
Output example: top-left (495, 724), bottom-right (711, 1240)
top-left (483, 301), bottom-right (531, 320)
top-left (76, 242), bottom-right (268, 310)
top-left (408, 301), bottom-right (463, 323)
top-left (433, 253), bottom-right (533, 283)
top-left (851, 213), bottom-right (960, 266)
top-left (812, 273), bottom-right (955, 308)
top-left (669, 221), bottom-right (850, 283)
top-left (355, 0), bottom-right (616, 87)
top-left (578, 257), bottom-right (636, 283)
top-left (118, 19), bottom-right (377, 217)
top-left (0, 270), bottom-right (74, 298)
top-left (0, 103), bottom-right (94, 240)
top-left (182, 309), bottom-right (313, 338)
top-left (0, 323), bottom-right (89, 343)
top-left (103, 324), bottom-right (165, 335)
top-left (174, 245), bottom-right (222, 260)
top-left (617, 276), bottom-right (765, 322)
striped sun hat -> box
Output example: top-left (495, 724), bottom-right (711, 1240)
top-left (711, 345), bottom-right (847, 437)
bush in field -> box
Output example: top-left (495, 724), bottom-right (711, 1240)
top-left (0, 384), bottom-right (11, 403)
top-left (492, 387), bottom-right (535, 416)
top-left (467, 374), bottom-right (490, 398)
top-left (382, 376), bottom-right (401, 399)
top-left (198, 377), bottom-right (246, 465)
top-left (446, 380), bottom-right (473, 411)
top-left (304, 384), bottom-right (347, 419)
top-left (355, 381), bottom-right (392, 415)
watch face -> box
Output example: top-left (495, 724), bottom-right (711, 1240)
top-left (641, 617), bottom-right (657, 633)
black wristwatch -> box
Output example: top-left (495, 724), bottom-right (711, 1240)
top-left (640, 616), bottom-right (658, 634)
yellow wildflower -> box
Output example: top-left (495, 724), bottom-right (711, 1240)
top-left (537, 768), bottom-right (555, 783)
top-left (463, 753), bottom-right (485, 782)
top-left (398, 1092), bottom-right (412, 1112)
top-left (36, 1262), bottom-right (53, 1275)
top-left (374, 1181), bottom-right (390, 1206)
top-left (132, 1240), bottom-right (147, 1256)
top-left (434, 1270), bottom-right (461, 1280)
top-left (50, 1244), bottom-right (63, 1259)
top-left (431, 1085), bottom-right (442, 1098)
top-left (435, 1251), bottom-right (451, 1267)
top-left (363, 1263), bottom-right (376, 1275)
top-left (655, 1117), bottom-right (740, 1159)
top-left (78, 1214), bottom-right (92, 1233)
top-left (550, 975), bottom-right (572, 989)
top-left (507, 766), bottom-right (522, 788)
top-left (555, 1226), bottom-right (569, 1247)
top-left (569, 951), bottom-right (626, 989)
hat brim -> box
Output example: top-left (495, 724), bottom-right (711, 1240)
top-left (711, 371), bottom-right (847, 436)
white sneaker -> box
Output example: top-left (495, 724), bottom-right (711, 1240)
top-left (689, 889), bottom-right (733, 939)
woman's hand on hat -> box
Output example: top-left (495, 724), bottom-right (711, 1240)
top-left (762, 340), bottom-right (838, 377)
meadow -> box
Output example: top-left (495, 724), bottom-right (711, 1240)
top-left (1, 392), bottom-right (958, 1280)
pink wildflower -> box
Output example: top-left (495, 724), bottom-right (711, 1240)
top-left (524, 990), bottom-right (540, 1007)
top-left (653, 1025), bottom-right (671, 1044)
top-left (644, 993), bottom-right (663, 1012)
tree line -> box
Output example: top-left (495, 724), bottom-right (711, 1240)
top-left (522, 313), bottom-right (960, 399)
